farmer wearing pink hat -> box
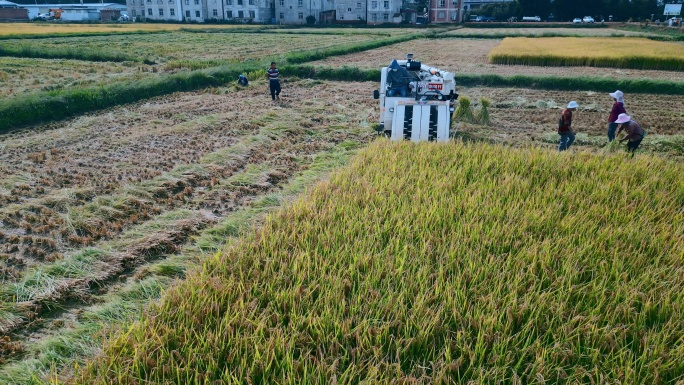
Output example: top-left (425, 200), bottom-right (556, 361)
top-left (607, 90), bottom-right (626, 142)
top-left (558, 101), bottom-right (578, 151)
top-left (616, 113), bottom-right (645, 155)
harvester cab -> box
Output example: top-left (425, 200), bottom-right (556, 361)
top-left (373, 54), bottom-right (458, 142)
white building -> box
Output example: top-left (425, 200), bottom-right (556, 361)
top-left (22, 3), bottom-right (126, 21)
top-left (128, 0), bottom-right (273, 22)
top-left (274, 0), bottom-right (324, 24)
top-left (367, 0), bottom-right (401, 24)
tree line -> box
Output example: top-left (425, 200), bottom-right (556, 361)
top-left (470, 0), bottom-right (683, 22)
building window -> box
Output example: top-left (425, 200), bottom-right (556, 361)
top-left (371, 13), bottom-right (376, 20)
top-left (185, 10), bottom-right (190, 16)
top-left (383, 1), bottom-right (388, 8)
top-left (298, 11), bottom-right (303, 18)
top-left (226, 0), bottom-right (232, 4)
top-left (249, 10), bottom-right (255, 17)
top-left (227, 10), bottom-right (233, 16)
top-left (347, 7), bottom-right (351, 11)
top-left (170, 8), bottom-right (175, 15)
top-left (438, 0), bottom-right (445, 7)
top-left (238, 10), bottom-right (243, 17)
top-left (383, 13), bottom-right (388, 20)
top-left (131, 9), bottom-right (137, 16)
top-left (139, 0), bottom-right (143, 5)
top-left (213, 9), bottom-right (218, 16)
top-left (195, 10), bottom-right (200, 16)
top-left (279, 0), bottom-right (284, 5)
top-left (184, 0), bottom-right (188, 4)
top-left (249, 0), bottom-right (254, 4)
top-left (438, 11), bottom-right (445, 18)
top-left (158, 8), bottom-right (163, 15)
top-left (451, 11), bottom-right (456, 20)
top-left (356, 2), bottom-right (361, 7)
top-left (371, 0), bottom-right (376, 8)
top-left (147, 7), bottom-right (152, 15)
top-left (168, 0), bottom-right (173, 3)
top-left (194, 0), bottom-right (199, 4)
top-left (279, 12), bottom-right (284, 18)
top-left (157, 0), bottom-right (162, 4)
top-left (298, 0), bottom-right (303, 5)
top-left (237, 0), bottom-right (243, 4)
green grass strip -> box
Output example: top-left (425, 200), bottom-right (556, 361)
top-left (456, 73), bottom-right (684, 94)
top-left (285, 65), bottom-right (684, 95)
top-left (284, 32), bottom-right (425, 64)
top-left (0, 64), bottom-right (254, 133)
top-left (464, 22), bottom-right (610, 28)
top-left (0, 44), bottom-right (141, 63)
top-left (0, 30), bottom-right (168, 41)
top-left (489, 54), bottom-right (684, 71)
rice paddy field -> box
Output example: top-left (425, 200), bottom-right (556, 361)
top-left (73, 140), bottom-right (684, 384)
top-left (1, 23), bottom-right (684, 384)
top-left (489, 37), bottom-right (684, 71)
top-left (310, 38), bottom-right (684, 82)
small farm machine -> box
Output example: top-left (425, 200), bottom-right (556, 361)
top-left (373, 54), bottom-right (458, 142)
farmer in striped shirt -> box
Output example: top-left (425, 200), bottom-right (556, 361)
top-left (267, 62), bottom-right (281, 101)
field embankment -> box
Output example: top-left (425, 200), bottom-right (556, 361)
top-left (489, 37), bottom-right (684, 71)
top-left (73, 140), bottom-right (684, 384)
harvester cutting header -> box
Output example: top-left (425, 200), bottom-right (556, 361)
top-left (373, 54), bottom-right (458, 142)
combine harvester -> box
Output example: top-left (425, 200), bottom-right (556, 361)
top-left (373, 54), bottom-right (458, 142)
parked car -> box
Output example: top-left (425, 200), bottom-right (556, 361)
top-left (572, 17), bottom-right (582, 23)
top-left (583, 16), bottom-right (595, 23)
top-left (522, 16), bottom-right (541, 22)
top-left (477, 16), bottom-right (496, 22)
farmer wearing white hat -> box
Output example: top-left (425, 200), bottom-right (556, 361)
top-left (607, 90), bottom-right (626, 142)
top-left (558, 101), bottom-right (578, 151)
top-left (616, 113), bottom-right (645, 155)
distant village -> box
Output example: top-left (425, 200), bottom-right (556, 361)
top-left (0, 0), bottom-right (511, 25)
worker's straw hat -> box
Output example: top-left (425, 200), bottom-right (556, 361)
top-left (615, 113), bottom-right (631, 124)
top-left (609, 90), bottom-right (624, 100)
top-left (567, 101), bottom-right (579, 109)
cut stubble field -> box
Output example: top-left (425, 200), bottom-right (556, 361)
top-left (310, 38), bottom-right (684, 82)
top-left (0, 57), bottom-right (152, 98)
top-left (0, 79), bottom-right (375, 383)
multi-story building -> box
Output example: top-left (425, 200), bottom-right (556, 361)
top-left (274, 0), bottom-right (323, 24)
top-left (128, 0), bottom-right (273, 22)
top-left (367, 0), bottom-right (401, 24)
top-left (429, 0), bottom-right (460, 23)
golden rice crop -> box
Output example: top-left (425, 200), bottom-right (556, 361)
top-left (73, 140), bottom-right (684, 384)
top-left (489, 37), bottom-right (684, 71)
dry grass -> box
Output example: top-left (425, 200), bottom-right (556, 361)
top-left (489, 37), bottom-right (684, 70)
top-left (0, 22), bottom-right (258, 37)
top-left (0, 57), bottom-right (151, 98)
